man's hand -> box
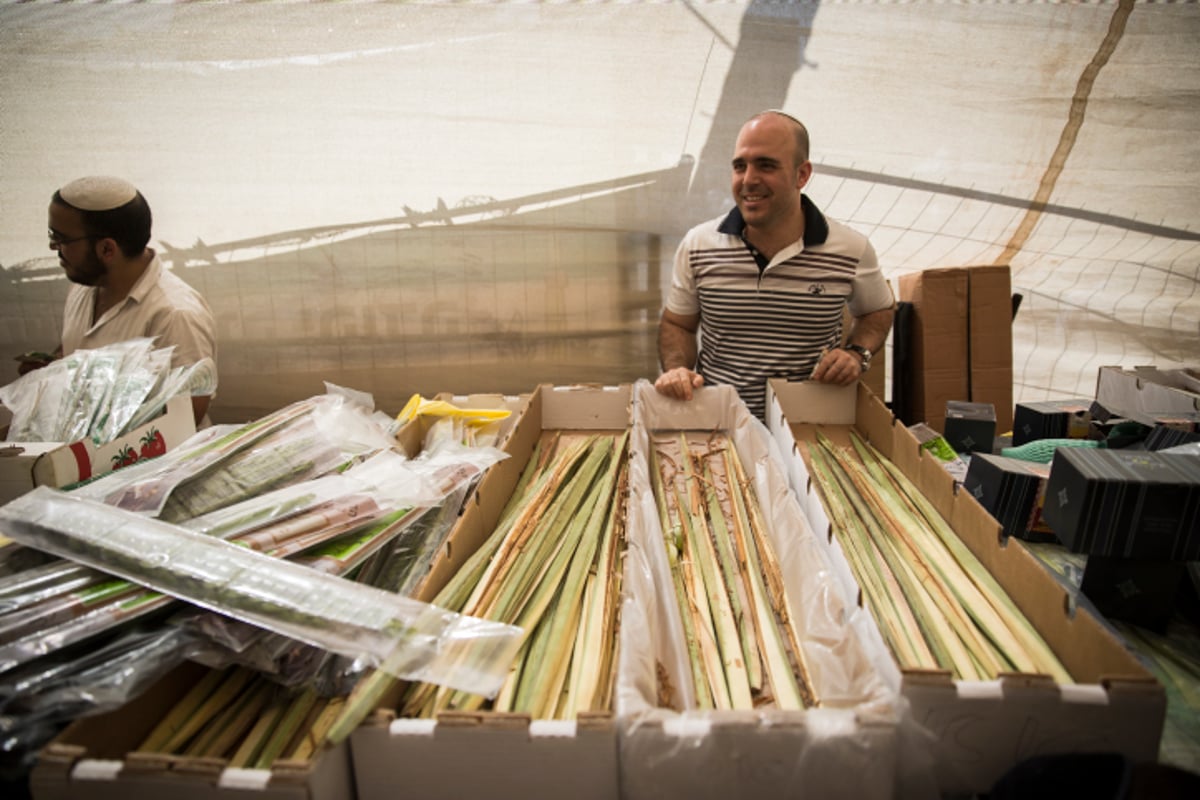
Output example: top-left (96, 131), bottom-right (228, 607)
top-left (809, 347), bottom-right (863, 386)
top-left (654, 367), bottom-right (705, 401)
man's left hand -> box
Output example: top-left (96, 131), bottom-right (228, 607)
top-left (810, 347), bottom-right (862, 386)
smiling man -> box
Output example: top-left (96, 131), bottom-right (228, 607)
top-left (44, 176), bottom-right (217, 425)
top-left (655, 110), bottom-right (895, 419)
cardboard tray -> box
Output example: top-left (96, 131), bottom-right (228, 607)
top-left (30, 392), bottom-right (525, 800)
top-left (351, 384), bottom-right (630, 800)
top-left (765, 379), bottom-right (1167, 796)
top-left (617, 381), bottom-right (901, 800)
top-left (0, 395), bottom-right (196, 505)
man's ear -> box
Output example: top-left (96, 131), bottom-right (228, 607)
top-left (796, 160), bottom-right (813, 190)
top-left (94, 237), bottom-right (119, 261)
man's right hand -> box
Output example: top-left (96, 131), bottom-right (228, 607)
top-left (654, 367), bottom-right (705, 401)
top-left (15, 351), bottom-right (56, 376)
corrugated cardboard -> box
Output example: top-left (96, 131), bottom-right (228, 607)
top-left (765, 379), bottom-right (1167, 796)
top-left (351, 384), bottom-right (629, 800)
top-left (897, 266), bottom-right (1014, 434)
top-left (897, 268), bottom-right (969, 434)
top-left (0, 395), bottom-right (196, 505)
top-left (29, 392), bottom-right (526, 800)
top-left (1096, 366), bottom-right (1200, 417)
top-left (968, 266), bottom-right (1014, 432)
top-left (31, 662), bottom-right (356, 800)
top-left (618, 382), bottom-right (901, 800)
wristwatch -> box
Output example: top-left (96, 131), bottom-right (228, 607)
top-left (842, 343), bottom-right (872, 372)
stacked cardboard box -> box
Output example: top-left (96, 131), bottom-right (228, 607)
top-left (896, 266), bottom-right (1013, 434)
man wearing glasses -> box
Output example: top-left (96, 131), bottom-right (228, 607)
top-left (36, 175), bottom-right (217, 425)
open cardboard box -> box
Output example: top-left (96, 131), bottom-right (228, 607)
top-left (0, 395), bottom-right (196, 505)
top-left (617, 381), bottom-right (901, 800)
top-left (765, 379), bottom-right (1167, 796)
top-left (351, 384), bottom-right (630, 800)
top-left (1096, 365), bottom-right (1200, 417)
top-left (30, 392), bottom-right (525, 800)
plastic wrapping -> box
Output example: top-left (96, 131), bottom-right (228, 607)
top-left (70, 389), bottom-right (385, 519)
top-left (0, 338), bottom-right (204, 446)
top-left (0, 624), bottom-right (195, 771)
top-left (616, 380), bottom-right (902, 800)
top-left (0, 488), bottom-right (521, 697)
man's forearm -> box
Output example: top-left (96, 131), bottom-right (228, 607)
top-left (847, 306), bottom-right (896, 354)
top-left (658, 316), bottom-right (698, 371)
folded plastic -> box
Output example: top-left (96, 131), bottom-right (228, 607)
top-left (0, 487), bottom-right (523, 698)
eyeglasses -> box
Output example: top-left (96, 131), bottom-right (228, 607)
top-left (48, 230), bottom-right (98, 248)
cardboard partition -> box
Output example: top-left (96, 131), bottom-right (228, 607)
top-left (31, 662), bottom-right (355, 800)
top-left (765, 379), bottom-right (1167, 796)
top-left (0, 395), bottom-right (196, 505)
top-left (351, 384), bottom-right (631, 800)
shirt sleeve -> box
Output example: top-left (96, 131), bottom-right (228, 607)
top-left (664, 230), bottom-right (701, 316)
top-left (848, 237), bottom-right (895, 317)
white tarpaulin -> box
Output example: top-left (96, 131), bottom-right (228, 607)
top-left (2, 1), bottom-right (1196, 421)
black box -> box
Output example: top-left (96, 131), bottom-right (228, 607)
top-left (1042, 448), bottom-right (1200, 560)
top-left (963, 453), bottom-right (1056, 542)
top-left (1012, 398), bottom-right (1092, 445)
top-left (1079, 555), bottom-right (1186, 633)
top-left (943, 400), bottom-right (996, 455)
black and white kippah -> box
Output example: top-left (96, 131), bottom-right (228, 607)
top-left (59, 176), bottom-right (138, 211)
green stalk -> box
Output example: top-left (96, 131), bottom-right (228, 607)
top-left (721, 447), bottom-right (806, 709)
top-left (701, 457), bottom-right (763, 694)
top-left (851, 433), bottom-right (1071, 683)
top-left (649, 441), bottom-right (712, 709)
top-left (727, 443), bottom-right (818, 707)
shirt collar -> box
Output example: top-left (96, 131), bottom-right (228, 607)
top-left (124, 250), bottom-right (162, 305)
top-left (717, 195), bottom-right (830, 247)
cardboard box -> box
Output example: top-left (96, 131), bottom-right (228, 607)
top-left (29, 392), bottom-right (526, 800)
top-left (765, 379), bottom-right (1166, 796)
top-left (1012, 398), bottom-right (1093, 446)
top-left (897, 268), bottom-right (968, 434)
top-left (618, 382), bottom-right (900, 800)
top-left (31, 661), bottom-right (356, 800)
top-left (351, 384), bottom-right (629, 800)
top-left (967, 266), bottom-right (1014, 433)
top-left (896, 266), bottom-right (1013, 435)
top-left (0, 395), bottom-right (196, 504)
top-left (943, 400), bottom-right (996, 455)
top-left (1041, 448), bottom-right (1200, 560)
top-left (1096, 366), bottom-right (1200, 417)
top-left (962, 453), bottom-right (1056, 543)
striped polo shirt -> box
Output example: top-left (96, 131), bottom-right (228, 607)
top-left (665, 197), bottom-right (892, 419)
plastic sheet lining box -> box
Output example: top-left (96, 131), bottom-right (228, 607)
top-left (0, 395), bottom-right (196, 505)
top-left (617, 381), bottom-right (900, 800)
top-left (765, 379), bottom-right (1167, 797)
top-left (351, 384), bottom-right (629, 800)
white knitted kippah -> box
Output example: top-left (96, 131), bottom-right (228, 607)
top-left (59, 176), bottom-right (138, 211)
